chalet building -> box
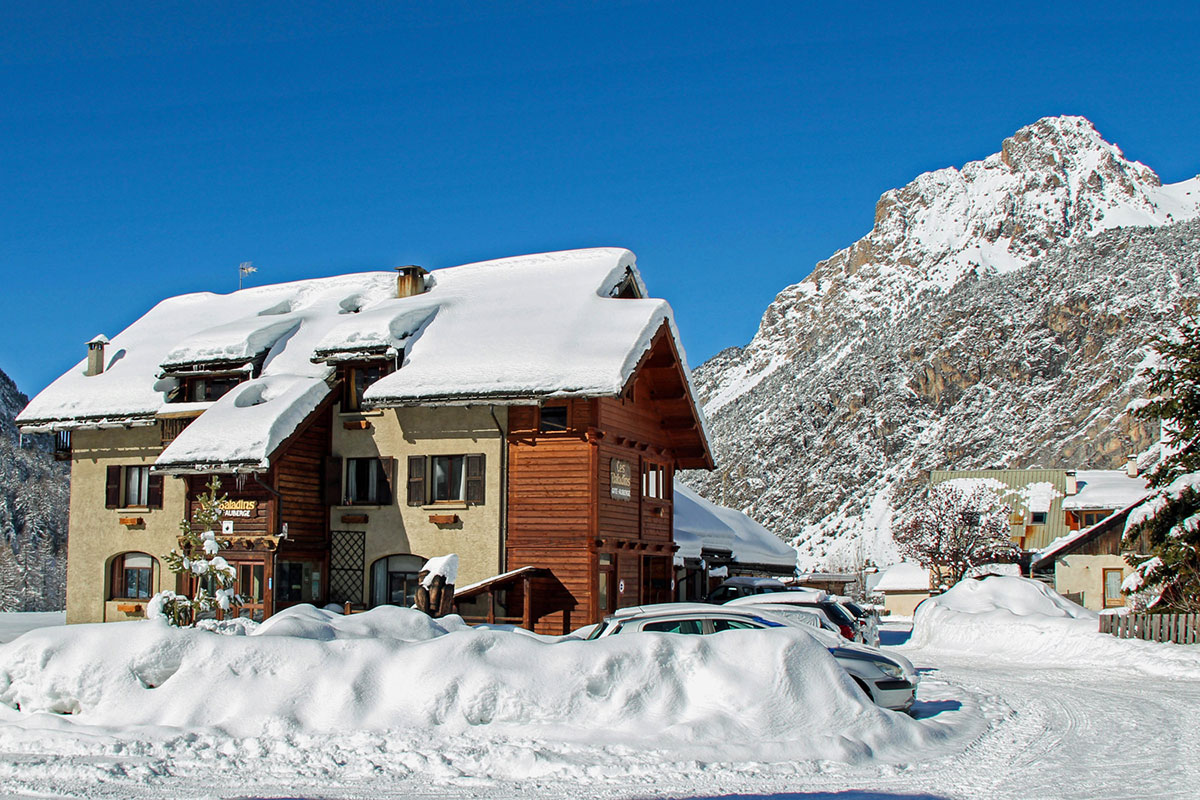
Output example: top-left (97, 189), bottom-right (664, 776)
top-left (930, 466), bottom-right (1147, 553)
top-left (18, 249), bottom-right (714, 633)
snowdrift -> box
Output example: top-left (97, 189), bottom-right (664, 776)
top-left (0, 605), bottom-right (943, 771)
top-left (911, 577), bottom-right (1200, 678)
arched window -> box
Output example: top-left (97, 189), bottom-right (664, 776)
top-left (370, 554), bottom-right (425, 608)
top-left (110, 552), bottom-right (158, 600)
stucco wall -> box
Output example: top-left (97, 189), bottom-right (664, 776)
top-left (65, 426), bottom-right (188, 624)
top-left (1054, 554), bottom-right (1130, 611)
top-left (330, 404), bottom-right (507, 605)
top-left (883, 590), bottom-right (931, 618)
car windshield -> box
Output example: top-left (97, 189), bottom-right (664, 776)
top-left (842, 601), bottom-right (865, 617)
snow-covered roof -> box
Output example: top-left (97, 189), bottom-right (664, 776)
top-left (874, 562), bottom-right (931, 593)
top-left (1062, 470), bottom-right (1148, 511)
top-left (673, 482), bottom-right (797, 570)
top-left (19, 248), bottom-right (710, 473)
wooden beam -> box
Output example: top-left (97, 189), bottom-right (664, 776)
top-left (661, 416), bottom-right (698, 430)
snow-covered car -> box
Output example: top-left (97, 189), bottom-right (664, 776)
top-left (588, 603), bottom-right (917, 711)
top-left (702, 576), bottom-right (790, 604)
top-left (726, 591), bottom-right (866, 644)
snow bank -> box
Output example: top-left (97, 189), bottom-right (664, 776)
top-left (0, 605), bottom-right (943, 772)
top-left (911, 577), bottom-right (1200, 678)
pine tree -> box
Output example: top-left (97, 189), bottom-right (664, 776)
top-left (151, 478), bottom-right (241, 626)
top-left (1125, 303), bottom-right (1200, 611)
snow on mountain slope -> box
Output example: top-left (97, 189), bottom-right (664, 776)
top-left (687, 116), bottom-right (1200, 569)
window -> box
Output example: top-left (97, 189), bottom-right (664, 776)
top-left (407, 454), bottom-right (485, 505)
top-left (167, 374), bottom-right (244, 403)
top-left (105, 465), bottom-right (163, 509)
top-left (642, 460), bottom-right (670, 500)
top-left (110, 553), bottom-right (156, 599)
top-left (1081, 510), bottom-right (1110, 528)
top-left (1103, 568), bottom-right (1125, 608)
top-left (712, 619), bottom-right (758, 632)
top-left (345, 457), bottom-right (393, 505)
top-left (641, 618), bottom-right (703, 634)
top-left (276, 561), bottom-right (321, 604)
top-left (342, 362), bottom-right (392, 413)
top-left (432, 455), bottom-right (465, 502)
top-left (539, 404), bottom-right (568, 432)
top-left (370, 554), bottom-right (425, 607)
top-left (1031, 511), bottom-right (1048, 525)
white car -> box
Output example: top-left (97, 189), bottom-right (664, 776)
top-left (587, 603), bottom-right (917, 711)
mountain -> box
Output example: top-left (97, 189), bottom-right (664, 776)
top-left (687, 116), bottom-right (1200, 570)
top-left (0, 367), bottom-right (68, 611)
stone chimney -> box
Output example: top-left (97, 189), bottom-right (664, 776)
top-left (85, 335), bottom-right (109, 376)
top-left (395, 265), bottom-right (429, 299)
top-left (1064, 470), bottom-right (1078, 495)
top-left (1126, 455), bottom-right (1139, 479)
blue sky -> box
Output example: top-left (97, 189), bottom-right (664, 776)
top-left (2, 1), bottom-right (1198, 396)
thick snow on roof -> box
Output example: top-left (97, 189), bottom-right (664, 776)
top-left (18, 272), bottom-right (395, 431)
top-left (874, 562), bottom-right (931, 593)
top-left (354, 249), bottom-right (677, 404)
top-left (21, 248), bottom-right (706, 472)
top-left (673, 482), bottom-right (796, 569)
top-left (1062, 470), bottom-right (1148, 510)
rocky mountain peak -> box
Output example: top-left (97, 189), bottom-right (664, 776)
top-left (688, 117), bottom-right (1200, 570)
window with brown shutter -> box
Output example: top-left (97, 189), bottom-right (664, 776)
top-left (407, 455), bottom-right (425, 506)
top-left (465, 454), bottom-right (485, 505)
top-left (105, 465), bottom-right (121, 508)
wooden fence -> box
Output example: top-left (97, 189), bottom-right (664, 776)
top-left (1100, 612), bottom-right (1199, 644)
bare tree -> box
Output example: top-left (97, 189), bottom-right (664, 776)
top-left (895, 482), bottom-right (1019, 588)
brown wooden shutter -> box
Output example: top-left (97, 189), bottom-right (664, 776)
top-left (407, 456), bottom-right (426, 506)
top-left (110, 555), bottom-right (123, 599)
top-left (105, 465), bottom-right (122, 508)
top-left (465, 454), bottom-right (485, 505)
top-left (147, 473), bottom-right (164, 509)
top-left (379, 457), bottom-right (396, 505)
top-left (324, 457), bottom-right (343, 506)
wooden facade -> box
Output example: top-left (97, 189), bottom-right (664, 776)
top-left (505, 323), bottom-right (712, 633)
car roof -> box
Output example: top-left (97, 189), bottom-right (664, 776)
top-left (718, 576), bottom-right (788, 587)
top-left (724, 589), bottom-right (828, 606)
top-left (606, 603), bottom-right (778, 623)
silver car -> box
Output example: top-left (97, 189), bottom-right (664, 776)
top-left (587, 603), bottom-right (917, 711)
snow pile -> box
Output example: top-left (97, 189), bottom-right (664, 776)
top-left (1062, 470), bottom-right (1147, 511)
top-left (911, 577), bottom-right (1200, 678)
top-left (0, 605), bottom-right (943, 772)
top-left (420, 554), bottom-right (459, 587)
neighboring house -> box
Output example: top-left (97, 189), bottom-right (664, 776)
top-left (1031, 502), bottom-right (1151, 611)
top-left (872, 562), bottom-right (931, 617)
top-left (672, 482), bottom-right (796, 600)
top-left (18, 249), bottom-right (713, 634)
top-left (930, 466), bottom-right (1147, 553)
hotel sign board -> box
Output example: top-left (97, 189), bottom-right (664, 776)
top-left (610, 458), bottom-right (632, 501)
top-left (220, 499), bottom-right (258, 518)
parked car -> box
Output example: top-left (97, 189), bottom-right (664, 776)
top-left (726, 590), bottom-right (865, 644)
top-left (587, 603), bottom-right (917, 711)
top-left (834, 596), bottom-right (881, 648)
top-left (702, 576), bottom-right (791, 604)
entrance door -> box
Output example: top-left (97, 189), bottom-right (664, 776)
top-left (236, 560), bottom-right (267, 621)
top-left (597, 553), bottom-right (616, 621)
top-left (642, 556), bottom-right (672, 605)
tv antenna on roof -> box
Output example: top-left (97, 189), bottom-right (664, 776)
top-left (238, 261), bottom-right (257, 290)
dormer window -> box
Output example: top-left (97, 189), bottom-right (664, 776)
top-left (342, 362), bottom-right (393, 413)
top-left (167, 373), bottom-right (246, 403)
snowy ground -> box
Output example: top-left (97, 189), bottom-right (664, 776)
top-left (0, 591), bottom-right (1197, 800)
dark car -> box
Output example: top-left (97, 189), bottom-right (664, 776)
top-left (702, 576), bottom-right (791, 604)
